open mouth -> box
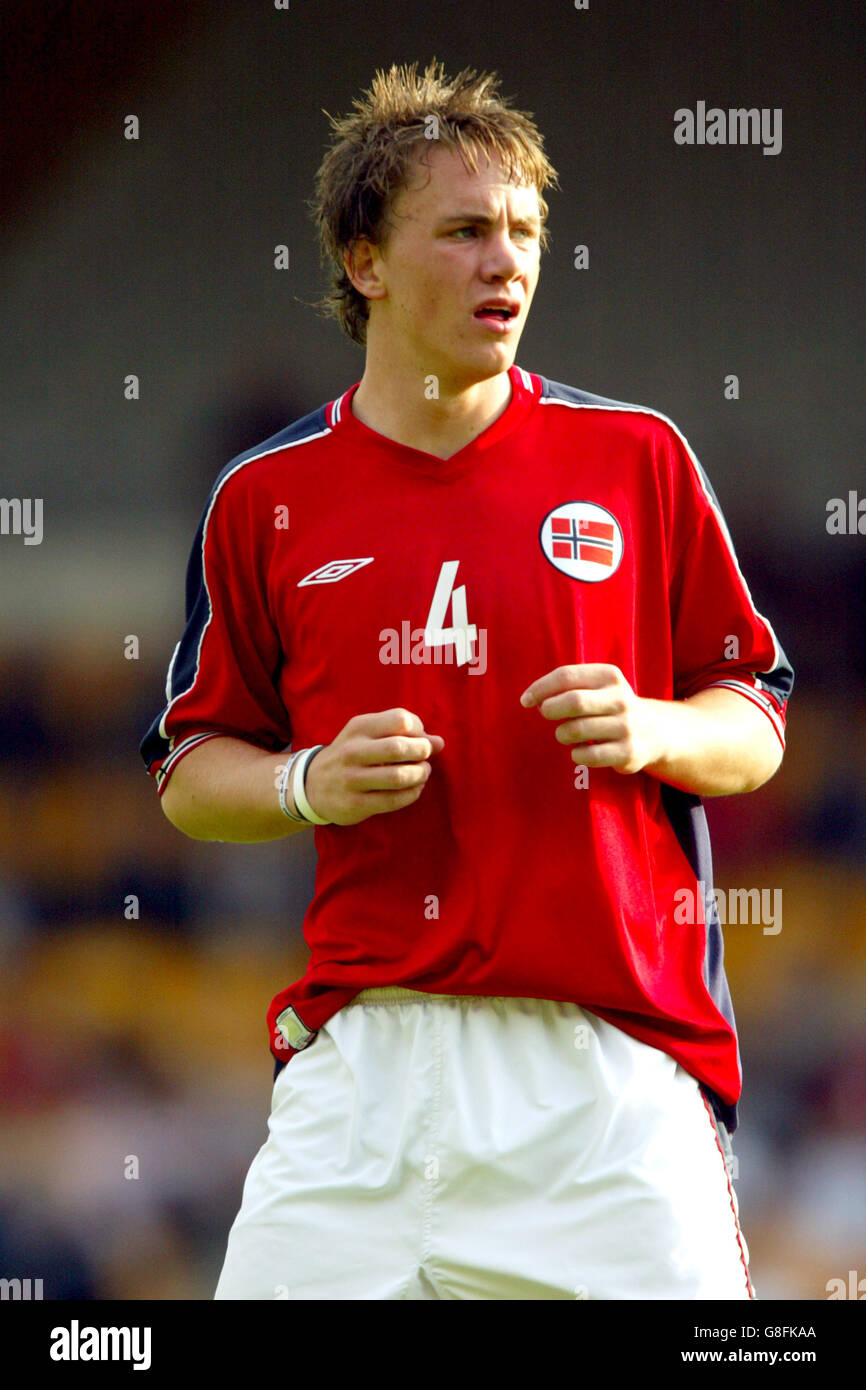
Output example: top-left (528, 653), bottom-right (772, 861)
top-left (473, 304), bottom-right (518, 328)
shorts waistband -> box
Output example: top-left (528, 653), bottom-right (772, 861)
top-left (345, 987), bottom-right (493, 1006)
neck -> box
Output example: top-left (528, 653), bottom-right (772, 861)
top-left (350, 341), bottom-right (513, 460)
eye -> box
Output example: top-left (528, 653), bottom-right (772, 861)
top-left (451, 226), bottom-right (477, 237)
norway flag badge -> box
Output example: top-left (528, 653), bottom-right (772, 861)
top-left (539, 501), bottom-right (624, 582)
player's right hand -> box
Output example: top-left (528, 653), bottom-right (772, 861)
top-left (303, 709), bottom-right (445, 825)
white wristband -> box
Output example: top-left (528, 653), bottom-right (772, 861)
top-left (278, 751), bottom-right (307, 821)
top-left (292, 745), bottom-right (331, 826)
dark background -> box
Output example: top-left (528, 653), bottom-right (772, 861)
top-left (1, 0), bottom-right (863, 1300)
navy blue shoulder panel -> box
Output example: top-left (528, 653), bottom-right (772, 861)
top-left (181, 405), bottom-right (330, 615)
top-left (208, 404), bottom-right (331, 486)
top-left (660, 790), bottom-right (739, 1135)
top-left (538, 375), bottom-right (642, 412)
top-left (140, 405), bottom-right (330, 775)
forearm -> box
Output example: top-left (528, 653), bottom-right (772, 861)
top-left (160, 736), bottom-right (311, 842)
top-left (641, 686), bottom-right (784, 797)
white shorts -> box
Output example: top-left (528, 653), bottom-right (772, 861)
top-left (214, 989), bottom-right (754, 1300)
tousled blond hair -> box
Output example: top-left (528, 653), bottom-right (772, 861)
top-left (310, 59), bottom-right (559, 346)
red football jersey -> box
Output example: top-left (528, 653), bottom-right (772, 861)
top-left (141, 364), bottom-right (793, 1131)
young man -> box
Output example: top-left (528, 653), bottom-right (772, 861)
top-left (141, 61), bottom-right (793, 1300)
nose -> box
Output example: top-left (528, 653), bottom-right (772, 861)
top-left (481, 224), bottom-right (524, 280)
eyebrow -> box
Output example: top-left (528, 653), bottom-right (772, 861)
top-left (438, 211), bottom-right (542, 228)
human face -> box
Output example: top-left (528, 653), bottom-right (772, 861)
top-left (368, 143), bottom-right (542, 389)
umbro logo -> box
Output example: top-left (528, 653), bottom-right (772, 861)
top-left (297, 558), bottom-right (374, 586)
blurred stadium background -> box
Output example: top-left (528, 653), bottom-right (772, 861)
top-left (1, 1), bottom-right (863, 1299)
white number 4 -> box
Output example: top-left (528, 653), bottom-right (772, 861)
top-left (424, 561), bottom-right (477, 667)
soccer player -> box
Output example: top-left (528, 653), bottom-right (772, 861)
top-left (140, 60), bottom-right (793, 1300)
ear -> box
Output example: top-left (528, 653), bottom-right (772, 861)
top-left (344, 238), bottom-right (388, 302)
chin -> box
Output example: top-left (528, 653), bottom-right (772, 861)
top-left (461, 344), bottom-right (515, 378)
top-left (450, 362), bottom-right (509, 391)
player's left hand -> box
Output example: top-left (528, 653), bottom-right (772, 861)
top-left (519, 664), bottom-right (666, 775)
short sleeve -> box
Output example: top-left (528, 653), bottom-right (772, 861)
top-left (140, 465), bottom-right (292, 792)
top-left (666, 432), bottom-right (793, 749)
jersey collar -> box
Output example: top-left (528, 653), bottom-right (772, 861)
top-left (328, 364), bottom-right (541, 478)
